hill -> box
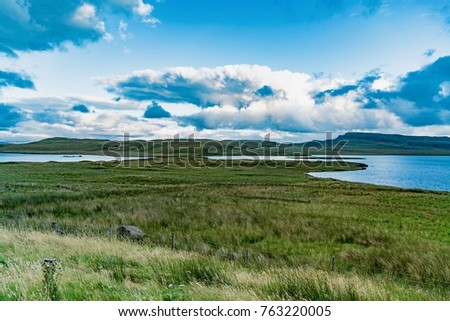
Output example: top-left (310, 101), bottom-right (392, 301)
top-left (0, 137), bottom-right (109, 155)
top-left (328, 132), bottom-right (450, 155)
top-left (0, 132), bottom-right (449, 156)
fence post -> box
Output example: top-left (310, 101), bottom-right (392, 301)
top-left (42, 258), bottom-right (60, 301)
top-left (172, 232), bottom-right (176, 250)
top-left (109, 225), bottom-right (113, 240)
top-left (245, 249), bottom-right (250, 265)
top-left (14, 215), bottom-right (20, 230)
top-left (331, 256), bottom-right (336, 271)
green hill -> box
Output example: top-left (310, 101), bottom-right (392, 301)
top-left (0, 137), bottom-right (109, 155)
top-left (330, 132), bottom-right (450, 155)
top-left (0, 132), bottom-right (449, 156)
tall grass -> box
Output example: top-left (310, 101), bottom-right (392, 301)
top-left (0, 228), bottom-right (447, 301)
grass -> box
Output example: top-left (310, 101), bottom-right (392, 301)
top-left (0, 158), bottom-right (449, 300)
top-left (0, 228), bottom-right (447, 301)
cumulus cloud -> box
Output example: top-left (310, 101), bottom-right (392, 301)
top-left (3, 94), bottom-right (143, 113)
top-left (369, 56), bottom-right (450, 126)
top-left (72, 3), bottom-right (99, 27)
top-left (312, 56), bottom-right (450, 126)
top-left (143, 101), bottom-right (171, 118)
top-left (0, 71), bottom-right (35, 89)
top-left (0, 103), bottom-right (25, 130)
top-left (180, 97), bottom-right (402, 133)
top-left (105, 64), bottom-right (402, 133)
top-left (105, 65), bottom-right (265, 108)
top-left (1, 94), bottom-right (290, 143)
top-left (315, 71), bottom-right (383, 99)
top-left (0, 0), bottom-right (159, 57)
top-left (4, 56), bottom-right (450, 142)
top-left (104, 65), bottom-right (321, 108)
top-left (105, 58), bottom-right (450, 134)
top-left (439, 81), bottom-right (450, 98)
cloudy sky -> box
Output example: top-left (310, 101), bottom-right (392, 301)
top-left (1, 0), bottom-right (450, 143)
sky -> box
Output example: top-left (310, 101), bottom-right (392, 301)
top-left (1, 0), bottom-right (450, 143)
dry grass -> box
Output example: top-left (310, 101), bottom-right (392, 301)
top-left (0, 228), bottom-right (447, 301)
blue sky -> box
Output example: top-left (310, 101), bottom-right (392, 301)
top-left (1, 0), bottom-right (450, 142)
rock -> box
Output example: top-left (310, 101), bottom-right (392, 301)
top-left (51, 222), bottom-right (66, 236)
top-left (117, 225), bottom-right (145, 239)
top-left (43, 258), bottom-right (57, 265)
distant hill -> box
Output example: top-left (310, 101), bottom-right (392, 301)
top-left (328, 132), bottom-right (450, 155)
top-left (0, 137), bottom-right (109, 155)
top-left (0, 132), bottom-right (449, 156)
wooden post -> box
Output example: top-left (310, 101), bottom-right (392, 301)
top-left (245, 249), bottom-right (250, 265)
top-left (171, 232), bottom-right (176, 250)
top-left (14, 215), bottom-right (20, 229)
top-left (42, 258), bottom-right (58, 301)
top-left (331, 256), bottom-right (336, 271)
top-left (109, 225), bottom-right (113, 240)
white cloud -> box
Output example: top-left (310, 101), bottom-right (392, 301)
top-left (71, 3), bottom-right (98, 28)
top-left (142, 16), bottom-right (161, 27)
top-left (3, 59), bottom-right (450, 142)
top-left (118, 20), bottom-right (128, 40)
top-left (0, 0), bottom-right (160, 56)
top-left (107, 0), bottom-right (159, 26)
top-left (371, 74), bottom-right (396, 91)
top-left (71, 3), bottom-right (113, 40)
top-left (439, 81), bottom-right (450, 98)
top-left (134, 0), bottom-right (153, 16)
top-left (105, 64), bottom-right (407, 133)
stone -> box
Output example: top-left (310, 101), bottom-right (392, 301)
top-left (117, 225), bottom-right (145, 239)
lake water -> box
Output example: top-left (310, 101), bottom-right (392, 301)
top-left (208, 155), bottom-right (450, 192)
top-left (0, 153), bottom-right (129, 163)
top-left (309, 155), bottom-right (450, 192)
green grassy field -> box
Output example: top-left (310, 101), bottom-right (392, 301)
top-left (0, 159), bottom-right (449, 300)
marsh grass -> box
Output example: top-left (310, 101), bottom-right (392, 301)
top-left (153, 257), bottom-right (231, 286)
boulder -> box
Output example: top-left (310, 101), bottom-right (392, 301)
top-left (51, 221), bottom-right (66, 235)
top-left (117, 225), bottom-right (145, 239)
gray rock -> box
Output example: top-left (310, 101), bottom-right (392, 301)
top-left (117, 225), bottom-right (145, 239)
top-left (51, 221), bottom-right (66, 235)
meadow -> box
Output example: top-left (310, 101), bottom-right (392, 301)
top-left (0, 158), bottom-right (449, 300)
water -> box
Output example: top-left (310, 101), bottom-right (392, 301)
top-left (208, 155), bottom-right (450, 192)
top-left (0, 153), bottom-right (134, 163)
top-left (309, 155), bottom-right (450, 192)
top-left (207, 155), bottom-right (313, 160)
